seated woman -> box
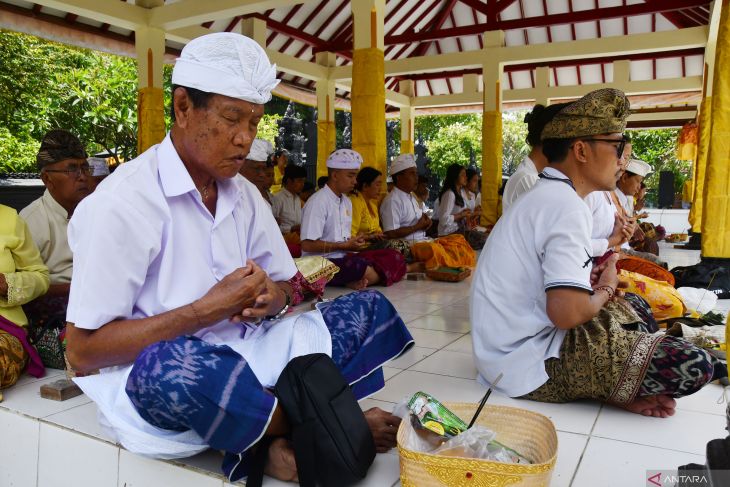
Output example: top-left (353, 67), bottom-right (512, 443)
top-left (1, 205), bottom-right (49, 394)
top-left (463, 167), bottom-right (481, 215)
top-left (436, 164), bottom-right (488, 250)
top-left (301, 149), bottom-right (408, 289)
top-left (350, 167), bottom-right (423, 271)
top-left (381, 154), bottom-right (475, 270)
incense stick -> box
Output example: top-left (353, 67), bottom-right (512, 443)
top-left (468, 372), bottom-right (503, 429)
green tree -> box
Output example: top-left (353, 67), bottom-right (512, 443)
top-left (630, 129), bottom-right (690, 206)
top-left (256, 114), bottom-right (282, 145)
top-left (417, 114), bottom-right (482, 178)
top-left (501, 111), bottom-right (529, 176)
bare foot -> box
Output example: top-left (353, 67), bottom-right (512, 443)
top-left (407, 262), bottom-right (425, 273)
top-left (264, 437), bottom-right (298, 482)
top-left (364, 407), bottom-right (401, 453)
top-left (619, 395), bottom-right (676, 418)
top-left (347, 277), bottom-right (369, 290)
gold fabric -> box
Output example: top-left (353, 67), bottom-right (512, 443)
top-left (702, 0), bottom-right (730, 257)
top-left (620, 270), bottom-right (685, 321)
top-left (270, 165), bottom-right (284, 194)
top-left (541, 88), bottom-right (630, 140)
top-left (689, 97), bottom-right (712, 231)
top-left (351, 48), bottom-right (387, 184)
top-left (137, 86), bottom-right (166, 154)
top-left (317, 120), bottom-right (336, 182)
top-left (481, 110), bottom-right (502, 226)
top-left (410, 234), bottom-right (476, 270)
top-left (350, 193), bottom-right (382, 236)
top-left (293, 256), bottom-right (340, 284)
top-left (0, 330), bottom-right (28, 389)
top-left (522, 300), bottom-right (663, 405)
top-left (0, 205), bottom-right (50, 327)
top-left (400, 139), bottom-right (414, 155)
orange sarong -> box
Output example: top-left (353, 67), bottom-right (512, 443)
top-left (410, 234), bottom-right (476, 270)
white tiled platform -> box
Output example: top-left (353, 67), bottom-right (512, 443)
top-left (1, 242), bottom-right (727, 487)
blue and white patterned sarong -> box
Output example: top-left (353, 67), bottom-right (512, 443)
top-left (125, 289), bottom-right (413, 481)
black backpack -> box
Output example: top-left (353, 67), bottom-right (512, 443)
top-left (247, 353), bottom-right (376, 487)
top-left (671, 261), bottom-right (730, 299)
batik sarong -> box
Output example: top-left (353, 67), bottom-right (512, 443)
top-left (329, 249), bottom-right (406, 287)
top-left (521, 300), bottom-right (716, 406)
top-left (125, 289), bottom-right (413, 482)
top-left (0, 330), bottom-right (27, 389)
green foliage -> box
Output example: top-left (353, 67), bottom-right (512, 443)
top-left (501, 111), bottom-right (529, 175)
top-left (418, 114), bottom-right (482, 178)
top-left (0, 128), bottom-right (39, 174)
top-left (630, 129), bottom-right (690, 206)
top-left (256, 114), bottom-right (282, 146)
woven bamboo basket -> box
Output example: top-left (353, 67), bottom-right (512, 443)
top-left (397, 403), bottom-right (558, 487)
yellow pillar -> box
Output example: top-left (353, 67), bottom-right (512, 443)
top-left (480, 31), bottom-right (505, 227)
top-left (398, 80), bottom-right (415, 155)
top-left (135, 25), bottom-right (166, 154)
top-left (701, 0), bottom-right (730, 258)
top-left (351, 0), bottom-right (386, 191)
top-left (316, 52), bottom-right (337, 182)
top-left (689, 95), bottom-right (712, 231)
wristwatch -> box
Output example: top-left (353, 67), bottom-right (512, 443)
top-left (264, 292), bottom-right (291, 321)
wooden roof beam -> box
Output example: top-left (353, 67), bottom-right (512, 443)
top-left (30, 0), bottom-right (147, 30)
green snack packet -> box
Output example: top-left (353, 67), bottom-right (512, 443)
top-left (408, 391), bottom-right (468, 438)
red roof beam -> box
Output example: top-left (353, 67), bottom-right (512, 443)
top-left (383, 0), bottom-right (711, 46)
top-left (411, 0), bottom-right (459, 58)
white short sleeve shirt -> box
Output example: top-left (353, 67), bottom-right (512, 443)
top-left (584, 190), bottom-right (630, 256)
top-left (67, 134), bottom-right (298, 334)
top-left (300, 184), bottom-right (352, 257)
top-left (470, 167), bottom-right (594, 397)
top-left (502, 156), bottom-right (539, 212)
top-left (271, 188), bottom-right (302, 233)
top-left (379, 187), bottom-right (427, 242)
top-left (436, 188), bottom-right (468, 236)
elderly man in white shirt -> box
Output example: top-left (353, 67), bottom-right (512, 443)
top-left (502, 102), bottom-right (570, 212)
top-left (271, 163), bottom-right (306, 234)
top-left (472, 88), bottom-right (720, 420)
top-left (64, 33), bottom-right (412, 484)
top-left (301, 149), bottom-right (408, 288)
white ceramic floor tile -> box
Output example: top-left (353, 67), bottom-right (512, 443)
top-left (372, 370), bottom-right (486, 404)
top-left (487, 394), bottom-right (602, 436)
top-left (44, 401), bottom-right (117, 444)
top-left (592, 405), bottom-right (725, 455)
top-left (174, 449), bottom-right (227, 478)
top-left (383, 366), bottom-right (402, 381)
top-left (119, 449), bottom-right (223, 487)
top-left (38, 423), bottom-right (119, 487)
top-left (389, 300), bottom-right (443, 316)
top-left (394, 312), bottom-right (423, 324)
top-left (404, 326), bottom-right (463, 349)
top-left (429, 303), bottom-right (470, 319)
top-left (0, 374), bottom-right (91, 418)
top-left (360, 397), bottom-right (398, 412)
top-left (407, 314), bottom-right (471, 333)
top-left (386, 346), bottom-right (436, 369)
top-left (0, 409), bottom-right (40, 487)
top-left (572, 436), bottom-right (705, 487)
top-left (406, 290), bottom-right (466, 305)
top-left (409, 350), bottom-right (477, 380)
top-left (14, 368), bottom-right (65, 388)
top-left (675, 382), bottom-right (727, 416)
top-left (552, 431), bottom-right (589, 487)
top-left (443, 333), bottom-right (473, 353)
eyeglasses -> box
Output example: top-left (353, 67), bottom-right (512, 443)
top-left (576, 137), bottom-right (627, 159)
top-left (43, 163), bottom-right (92, 178)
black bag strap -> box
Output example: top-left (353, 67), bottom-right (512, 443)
top-left (245, 436), bottom-right (274, 487)
top-left (291, 420), bottom-right (318, 487)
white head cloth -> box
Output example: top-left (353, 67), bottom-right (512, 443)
top-left (390, 153), bottom-right (416, 175)
top-left (87, 157), bottom-right (109, 177)
top-left (625, 159), bottom-right (651, 178)
top-left (172, 32), bottom-right (279, 104)
top-left (248, 139), bottom-right (273, 162)
top-left (326, 149), bottom-right (362, 169)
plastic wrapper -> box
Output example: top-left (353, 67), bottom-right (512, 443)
top-left (432, 426), bottom-right (531, 464)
